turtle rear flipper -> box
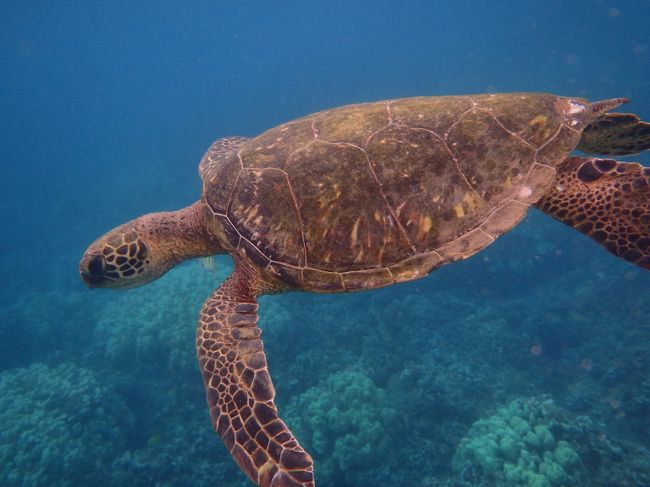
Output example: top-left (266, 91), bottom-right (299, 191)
top-left (536, 156), bottom-right (650, 270)
top-left (197, 268), bottom-right (314, 487)
top-left (578, 113), bottom-right (650, 156)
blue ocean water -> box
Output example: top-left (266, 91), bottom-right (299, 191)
top-left (1, 1), bottom-right (650, 485)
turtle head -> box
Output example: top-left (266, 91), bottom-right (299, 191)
top-left (80, 202), bottom-right (222, 289)
top-left (79, 221), bottom-right (165, 289)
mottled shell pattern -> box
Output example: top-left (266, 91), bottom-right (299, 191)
top-left (200, 94), bottom-right (594, 292)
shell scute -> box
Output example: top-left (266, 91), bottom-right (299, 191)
top-left (203, 158), bottom-right (241, 215)
top-left (302, 268), bottom-right (344, 291)
top-left (239, 119), bottom-right (314, 170)
top-left (435, 227), bottom-right (494, 263)
top-left (367, 124), bottom-right (489, 251)
top-left (388, 252), bottom-right (443, 283)
top-left (447, 109), bottom-right (536, 206)
top-left (390, 96), bottom-right (473, 135)
top-left (480, 201), bottom-right (528, 238)
top-left (313, 101), bottom-right (388, 146)
top-left (228, 169), bottom-right (305, 267)
top-left (267, 263), bottom-right (303, 288)
top-left (519, 164), bottom-right (557, 205)
top-left (538, 124), bottom-right (582, 167)
top-left (201, 139), bottom-right (249, 215)
top-left (239, 238), bottom-right (272, 269)
top-left (472, 93), bottom-right (562, 147)
top-left (341, 268), bottom-right (393, 291)
top-left (286, 141), bottom-right (412, 271)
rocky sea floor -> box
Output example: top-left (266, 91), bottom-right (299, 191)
top-left (1, 212), bottom-right (649, 487)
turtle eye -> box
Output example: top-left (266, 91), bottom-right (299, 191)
top-left (87, 254), bottom-right (105, 276)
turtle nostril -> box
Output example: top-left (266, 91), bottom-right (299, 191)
top-left (87, 254), bottom-right (105, 276)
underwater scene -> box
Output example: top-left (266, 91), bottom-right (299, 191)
top-left (2, 1), bottom-right (650, 486)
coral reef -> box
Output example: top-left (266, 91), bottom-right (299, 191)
top-left (452, 397), bottom-right (584, 486)
top-left (451, 396), bottom-right (650, 487)
top-left (0, 362), bottom-right (132, 487)
top-left (1, 222), bottom-right (649, 486)
top-left (285, 368), bottom-right (399, 486)
top-left (90, 261), bottom-right (224, 374)
top-left (108, 390), bottom-right (249, 487)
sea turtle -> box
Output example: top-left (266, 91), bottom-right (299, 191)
top-left (80, 93), bottom-right (650, 486)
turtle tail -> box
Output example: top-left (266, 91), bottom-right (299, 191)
top-left (535, 156), bottom-right (650, 270)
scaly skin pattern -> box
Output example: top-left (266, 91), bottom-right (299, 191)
top-left (578, 112), bottom-right (650, 156)
top-left (201, 93), bottom-right (615, 292)
top-left (196, 262), bottom-right (315, 487)
top-left (535, 156), bottom-right (650, 269)
top-left (79, 202), bottom-right (219, 288)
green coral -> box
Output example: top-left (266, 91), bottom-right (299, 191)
top-left (452, 398), bottom-right (584, 486)
top-left (91, 261), bottom-right (222, 372)
top-left (0, 362), bottom-right (132, 487)
top-left (285, 368), bottom-right (398, 486)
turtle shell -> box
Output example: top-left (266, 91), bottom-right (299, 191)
top-left (202, 93), bottom-right (593, 292)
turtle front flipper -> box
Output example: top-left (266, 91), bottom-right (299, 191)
top-left (536, 156), bottom-right (650, 270)
top-left (197, 270), bottom-right (314, 487)
top-left (578, 113), bottom-right (650, 156)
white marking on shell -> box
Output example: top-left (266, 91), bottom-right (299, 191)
top-left (567, 100), bottom-right (586, 115)
top-left (519, 186), bottom-right (533, 198)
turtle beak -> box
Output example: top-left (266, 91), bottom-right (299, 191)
top-left (79, 253), bottom-right (107, 288)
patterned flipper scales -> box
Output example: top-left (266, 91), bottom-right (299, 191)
top-left (578, 113), bottom-right (650, 156)
top-left (536, 156), bottom-right (650, 270)
top-left (197, 270), bottom-right (314, 486)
